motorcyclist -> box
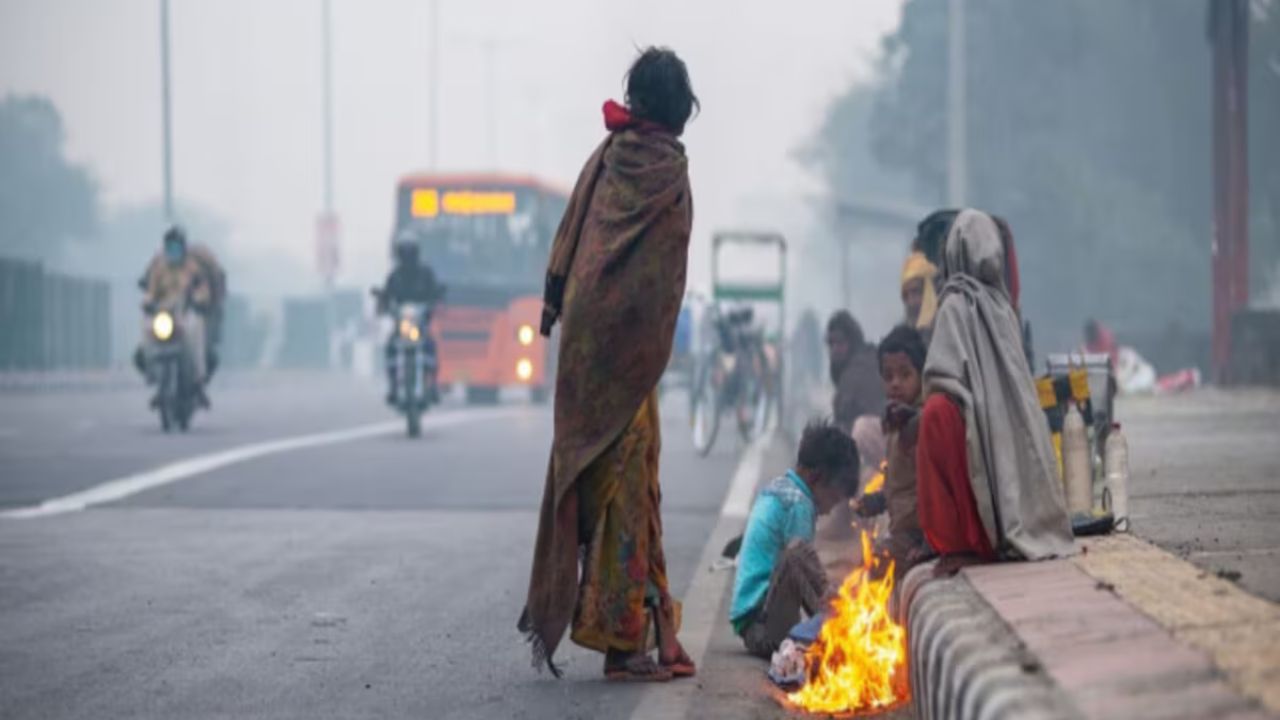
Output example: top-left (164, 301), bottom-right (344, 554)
top-left (377, 236), bottom-right (444, 404)
top-left (141, 231), bottom-right (227, 379)
top-left (139, 226), bottom-right (213, 408)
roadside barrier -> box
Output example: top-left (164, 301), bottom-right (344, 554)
top-left (0, 256), bottom-right (111, 371)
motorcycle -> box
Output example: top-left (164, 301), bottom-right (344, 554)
top-left (375, 289), bottom-right (442, 437)
top-left (142, 300), bottom-right (201, 433)
top-left (690, 305), bottom-right (776, 456)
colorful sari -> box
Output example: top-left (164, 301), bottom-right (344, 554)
top-left (519, 101), bottom-right (692, 675)
top-left (571, 391), bottom-right (679, 654)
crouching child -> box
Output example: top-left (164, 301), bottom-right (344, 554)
top-left (729, 420), bottom-right (861, 658)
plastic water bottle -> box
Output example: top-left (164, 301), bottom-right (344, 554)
top-left (1104, 423), bottom-right (1130, 531)
top-left (1062, 403), bottom-right (1092, 516)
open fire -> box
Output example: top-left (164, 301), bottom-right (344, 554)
top-left (786, 531), bottom-right (909, 715)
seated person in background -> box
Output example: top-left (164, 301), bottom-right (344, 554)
top-left (854, 324), bottom-right (932, 580)
top-left (1083, 318), bottom-right (1119, 369)
top-left (822, 311), bottom-right (886, 541)
top-left (730, 421), bottom-right (860, 659)
top-left (900, 252), bottom-right (938, 340)
top-left (826, 310), bottom-right (885, 437)
top-left (917, 209), bottom-right (1073, 566)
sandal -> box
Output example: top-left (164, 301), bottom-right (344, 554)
top-left (659, 646), bottom-right (697, 678)
top-left (604, 652), bottom-right (673, 682)
top-left (650, 598), bottom-right (697, 679)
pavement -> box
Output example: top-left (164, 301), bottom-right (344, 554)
top-left (0, 372), bottom-right (742, 719)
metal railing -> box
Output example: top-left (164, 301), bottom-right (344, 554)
top-left (0, 257), bottom-right (112, 370)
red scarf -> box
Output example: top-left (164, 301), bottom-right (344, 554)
top-left (602, 99), bottom-right (670, 134)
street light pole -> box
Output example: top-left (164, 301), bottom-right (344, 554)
top-left (483, 38), bottom-right (497, 170)
top-left (428, 0), bottom-right (440, 170)
top-left (159, 0), bottom-right (174, 221)
top-left (946, 0), bottom-right (967, 207)
top-left (322, 0), bottom-right (334, 216)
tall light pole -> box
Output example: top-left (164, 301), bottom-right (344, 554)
top-left (482, 38), bottom-right (497, 169)
top-left (159, 0), bottom-right (174, 221)
top-left (321, 0), bottom-right (334, 217)
top-left (428, 0), bottom-right (440, 170)
top-left (316, 0), bottom-right (340, 288)
top-left (946, 0), bottom-right (967, 207)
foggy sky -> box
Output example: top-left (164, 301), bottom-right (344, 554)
top-left (0, 0), bottom-right (903, 295)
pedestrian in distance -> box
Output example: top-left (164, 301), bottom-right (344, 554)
top-left (819, 310), bottom-right (885, 542)
top-left (518, 46), bottom-right (699, 683)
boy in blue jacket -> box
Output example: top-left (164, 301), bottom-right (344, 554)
top-left (730, 420), bottom-right (861, 658)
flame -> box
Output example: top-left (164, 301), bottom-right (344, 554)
top-left (862, 460), bottom-right (889, 495)
top-left (786, 531), bottom-right (909, 714)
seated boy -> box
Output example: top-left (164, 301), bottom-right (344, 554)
top-left (854, 324), bottom-right (932, 578)
top-left (730, 420), bottom-right (861, 658)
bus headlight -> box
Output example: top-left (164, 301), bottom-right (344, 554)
top-left (516, 358), bottom-right (534, 382)
top-left (152, 311), bottom-right (175, 341)
top-left (517, 324), bottom-right (535, 347)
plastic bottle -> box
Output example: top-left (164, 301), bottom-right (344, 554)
top-left (1104, 422), bottom-right (1130, 531)
top-left (1062, 402), bottom-right (1092, 516)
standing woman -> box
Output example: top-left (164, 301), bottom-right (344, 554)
top-left (519, 47), bottom-right (698, 682)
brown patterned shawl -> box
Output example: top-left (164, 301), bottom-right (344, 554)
top-left (519, 127), bottom-right (692, 675)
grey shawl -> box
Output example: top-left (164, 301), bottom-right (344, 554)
top-left (923, 209), bottom-right (1074, 560)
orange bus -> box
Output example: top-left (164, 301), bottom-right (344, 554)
top-left (391, 173), bottom-right (568, 403)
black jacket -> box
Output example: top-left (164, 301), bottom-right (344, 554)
top-left (382, 263), bottom-right (441, 308)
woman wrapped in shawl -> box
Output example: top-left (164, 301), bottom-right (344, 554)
top-left (518, 48), bottom-right (699, 683)
top-left (916, 209), bottom-right (1073, 564)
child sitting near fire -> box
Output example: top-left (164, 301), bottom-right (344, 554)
top-left (853, 324), bottom-right (933, 579)
top-left (730, 420), bottom-right (861, 658)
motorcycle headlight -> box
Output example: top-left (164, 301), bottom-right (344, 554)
top-left (399, 318), bottom-right (420, 342)
top-left (152, 311), bottom-right (175, 341)
top-left (517, 324), bottom-right (535, 347)
top-left (516, 358), bottom-right (534, 382)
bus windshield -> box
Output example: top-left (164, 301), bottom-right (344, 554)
top-left (394, 184), bottom-right (565, 292)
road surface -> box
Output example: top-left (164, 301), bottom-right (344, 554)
top-left (0, 373), bottom-right (742, 720)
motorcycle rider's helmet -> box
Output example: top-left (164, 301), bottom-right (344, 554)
top-left (393, 233), bottom-right (421, 267)
top-left (163, 225), bottom-right (188, 265)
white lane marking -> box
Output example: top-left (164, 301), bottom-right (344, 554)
top-left (632, 434), bottom-right (772, 719)
top-left (720, 439), bottom-right (767, 520)
top-left (0, 408), bottom-right (522, 519)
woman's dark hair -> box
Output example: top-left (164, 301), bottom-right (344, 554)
top-left (878, 324), bottom-right (927, 374)
top-left (797, 419), bottom-right (860, 497)
top-left (625, 47), bottom-right (699, 135)
top-left (913, 209), bottom-right (958, 265)
top-left (826, 310), bottom-right (864, 348)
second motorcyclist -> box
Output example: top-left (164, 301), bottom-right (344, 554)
top-left (377, 235), bottom-right (444, 404)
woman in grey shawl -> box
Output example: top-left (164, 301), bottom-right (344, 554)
top-left (916, 209), bottom-right (1073, 562)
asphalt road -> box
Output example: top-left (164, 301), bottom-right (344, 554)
top-left (0, 373), bottom-right (742, 720)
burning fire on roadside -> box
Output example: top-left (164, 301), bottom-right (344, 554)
top-left (786, 531), bottom-right (909, 715)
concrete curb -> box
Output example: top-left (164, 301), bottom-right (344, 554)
top-left (904, 551), bottom-right (1277, 720)
top-left (903, 563), bottom-right (1080, 720)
